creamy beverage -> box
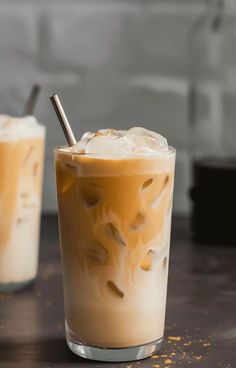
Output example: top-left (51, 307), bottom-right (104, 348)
top-left (0, 115), bottom-right (45, 291)
top-left (54, 127), bottom-right (175, 361)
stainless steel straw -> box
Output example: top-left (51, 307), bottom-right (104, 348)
top-left (23, 84), bottom-right (41, 116)
top-left (49, 94), bottom-right (76, 147)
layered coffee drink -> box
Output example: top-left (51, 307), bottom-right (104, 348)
top-left (0, 116), bottom-right (45, 291)
top-left (54, 127), bottom-right (175, 361)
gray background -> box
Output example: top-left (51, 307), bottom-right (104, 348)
top-left (0, 0), bottom-right (206, 214)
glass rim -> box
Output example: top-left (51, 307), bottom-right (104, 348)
top-left (54, 145), bottom-right (176, 158)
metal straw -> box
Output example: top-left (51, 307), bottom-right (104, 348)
top-left (23, 84), bottom-right (41, 116)
top-left (49, 94), bottom-right (76, 147)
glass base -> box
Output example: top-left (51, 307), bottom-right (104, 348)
top-left (66, 333), bottom-right (163, 362)
top-left (0, 278), bottom-right (35, 292)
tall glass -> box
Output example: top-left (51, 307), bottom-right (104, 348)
top-left (0, 116), bottom-right (45, 292)
top-left (54, 147), bottom-right (175, 362)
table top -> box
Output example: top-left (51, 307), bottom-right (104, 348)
top-left (0, 216), bottom-right (235, 368)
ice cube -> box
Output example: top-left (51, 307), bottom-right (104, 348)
top-left (107, 280), bottom-right (124, 298)
top-left (72, 127), bottom-right (169, 155)
top-left (73, 131), bottom-right (95, 153)
top-left (107, 222), bottom-right (126, 246)
top-left (140, 250), bottom-right (155, 271)
top-left (130, 212), bottom-right (146, 230)
top-left (85, 133), bottom-right (132, 154)
top-left (126, 127), bottom-right (168, 153)
top-left (84, 243), bottom-right (108, 265)
top-left (80, 184), bottom-right (102, 207)
top-left (97, 128), bottom-right (119, 136)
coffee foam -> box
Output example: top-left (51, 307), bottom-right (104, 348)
top-left (0, 115), bottom-right (45, 141)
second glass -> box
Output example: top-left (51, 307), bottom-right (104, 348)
top-left (54, 147), bottom-right (175, 362)
top-left (0, 116), bottom-right (45, 291)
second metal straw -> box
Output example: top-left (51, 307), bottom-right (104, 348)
top-left (23, 84), bottom-right (41, 116)
top-left (50, 94), bottom-right (77, 147)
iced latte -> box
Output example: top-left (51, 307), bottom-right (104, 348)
top-left (54, 127), bottom-right (175, 361)
top-left (0, 115), bottom-right (45, 291)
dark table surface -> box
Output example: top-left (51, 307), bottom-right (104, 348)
top-left (0, 216), bottom-right (235, 368)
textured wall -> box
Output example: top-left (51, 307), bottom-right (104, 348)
top-left (0, 0), bottom-right (205, 213)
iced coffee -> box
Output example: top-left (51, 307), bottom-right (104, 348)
top-left (0, 115), bottom-right (45, 291)
top-left (54, 127), bottom-right (175, 361)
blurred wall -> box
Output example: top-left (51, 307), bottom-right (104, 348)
top-left (0, 0), bottom-right (205, 214)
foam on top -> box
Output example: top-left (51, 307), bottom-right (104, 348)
top-left (69, 127), bottom-right (170, 156)
top-left (0, 115), bottom-right (45, 141)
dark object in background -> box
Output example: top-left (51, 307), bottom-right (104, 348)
top-left (188, 0), bottom-right (236, 244)
top-left (190, 157), bottom-right (236, 245)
